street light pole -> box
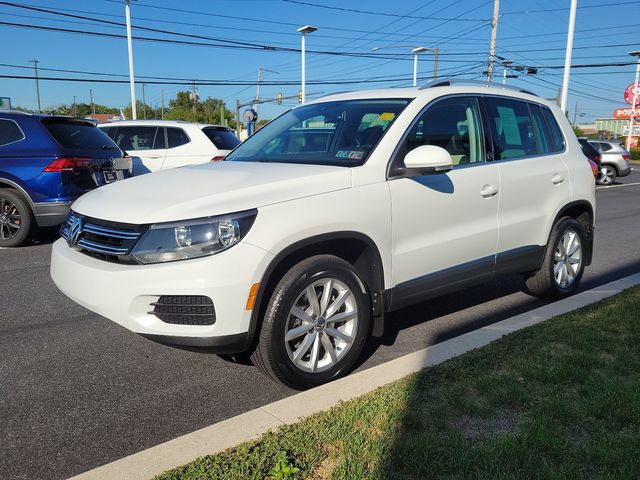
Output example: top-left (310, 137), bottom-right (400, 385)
top-left (560, 0), bottom-right (578, 113)
top-left (297, 25), bottom-right (317, 104)
top-left (31, 59), bottom-right (41, 113)
top-left (626, 50), bottom-right (640, 152)
top-left (412, 47), bottom-right (429, 87)
top-left (125, 0), bottom-right (137, 119)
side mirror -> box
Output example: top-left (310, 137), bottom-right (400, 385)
top-left (403, 145), bottom-right (453, 174)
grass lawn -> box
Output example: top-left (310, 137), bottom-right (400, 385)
top-left (157, 287), bottom-right (640, 480)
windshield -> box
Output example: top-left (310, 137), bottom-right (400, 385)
top-left (226, 99), bottom-right (410, 166)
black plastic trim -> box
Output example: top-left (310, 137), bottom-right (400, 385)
top-left (141, 331), bottom-right (250, 352)
top-left (388, 255), bottom-right (495, 311)
top-left (494, 245), bottom-right (545, 276)
top-left (33, 201), bottom-right (72, 227)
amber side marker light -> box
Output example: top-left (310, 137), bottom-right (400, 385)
top-left (246, 283), bottom-right (260, 310)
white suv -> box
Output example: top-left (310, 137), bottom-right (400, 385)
top-left (51, 81), bottom-right (595, 389)
top-left (98, 120), bottom-right (240, 175)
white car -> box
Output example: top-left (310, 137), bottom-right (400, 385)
top-left (98, 120), bottom-right (240, 175)
top-left (51, 80), bottom-right (596, 389)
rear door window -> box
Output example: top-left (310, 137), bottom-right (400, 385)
top-left (112, 126), bottom-right (160, 151)
top-left (201, 127), bottom-right (240, 150)
top-left (167, 127), bottom-right (190, 148)
top-left (484, 97), bottom-right (538, 160)
top-left (42, 118), bottom-right (115, 150)
top-left (0, 119), bottom-right (25, 146)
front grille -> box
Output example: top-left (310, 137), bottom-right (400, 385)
top-left (150, 296), bottom-right (216, 326)
top-left (60, 212), bottom-right (145, 262)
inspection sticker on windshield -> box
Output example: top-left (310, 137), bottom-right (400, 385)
top-left (379, 112), bottom-right (396, 121)
top-left (336, 149), bottom-right (365, 159)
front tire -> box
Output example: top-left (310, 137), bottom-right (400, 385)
top-left (524, 217), bottom-right (586, 299)
top-left (0, 189), bottom-right (35, 247)
top-left (251, 255), bottom-right (371, 389)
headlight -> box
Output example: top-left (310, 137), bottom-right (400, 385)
top-left (131, 209), bottom-right (257, 264)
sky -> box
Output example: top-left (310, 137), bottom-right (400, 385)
top-left (1, 0), bottom-right (639, 123)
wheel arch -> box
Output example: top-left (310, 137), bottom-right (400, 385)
top-left (0, 177), bottom-right (36, 210)
top-left (550, 200), bottom-right (594, 266)
top-left (247, 231), bottom-right (386, 344)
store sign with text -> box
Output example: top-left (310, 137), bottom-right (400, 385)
top-left (614, 107), bottom-right (640, 119)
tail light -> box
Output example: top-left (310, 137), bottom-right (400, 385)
top-left (43, 157), bottom-right (93, 172)
top-left (594, 155), bottom-right (601, 162)
top-left (622, 154), bottom-right (630, 161)
top-left (587, 159), bottom-right (598, 178)
top-left (211, 156), bottom-right (225, 162)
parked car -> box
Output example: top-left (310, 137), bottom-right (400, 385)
top-left (587, 139), bottom-right (632, 185)
top-left (0, 112), bottom-right (130, 247)
top-left (51, 81), bottom-right (595, 389)
top-left (99, 120), bottom-right (240, 175)
top-left (577, 138), bottom-right (600, 180)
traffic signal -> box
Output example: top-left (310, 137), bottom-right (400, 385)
top-left (277, 93), bottom-right (283, 105)
top-left (298, 90), bottom-right (303, 103)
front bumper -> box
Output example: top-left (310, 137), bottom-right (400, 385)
top-left (50, 239), bottom-right (273, 351)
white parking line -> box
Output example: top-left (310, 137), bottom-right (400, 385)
top-left (597, 182), bottom-right (640, 190)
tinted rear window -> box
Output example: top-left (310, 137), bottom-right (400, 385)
top-left (202, 127), bottom-right (240, 150)
top-left (42, 118), bottom-right (116, 150)
top-left (0, 119), bottom-right (24, 146)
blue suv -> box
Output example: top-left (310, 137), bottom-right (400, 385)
top-left (0, 111), bottom-right (131, 246)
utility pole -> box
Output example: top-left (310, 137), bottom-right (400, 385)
top-left (560, 0), bottom-right (578, 113)
top-left (31, 59), bottom-right (41, 113)
top-left (125, 0), bottom-right (137, 119)
top-left (72, 96), bottom-right (77, 117)
top-left (220, 99), bottom-right (224, 126)
top-left (89, 88), bottom-right (95, 115)
top-left (192, 80), bottom-right (198, 114)
top-left (236, 99), bottom-right (241, 138)
top-left (142, 83), bottom-right (147, 119)
top-left (161, 89), bottom-right (165, 120)
top-left (572, 102), bottom-right (578, 126)
top-left (486, 0), bottom-right (500, 83)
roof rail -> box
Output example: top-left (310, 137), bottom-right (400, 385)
top-left (419, 77), bottom-right (538, 97)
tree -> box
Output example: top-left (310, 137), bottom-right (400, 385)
top-left (124, 101), bottom-right (157, 120)
top-left (164, 91), bottom-right (235, 127)
top-left (572, 126), bottom-right (584, 137)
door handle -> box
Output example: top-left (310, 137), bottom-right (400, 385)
top-left (552, 173), bottom-right (565, 185)
top-left (480, 184), bottom-right (498, 198)
top-left (148, 155), bottom-right (162, 159)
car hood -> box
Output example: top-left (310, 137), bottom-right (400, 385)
top-left (71, 161), bottom-right (352, 224)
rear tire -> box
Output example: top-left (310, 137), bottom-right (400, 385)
top-left (597, 165), bottom-right (617, 185)
top-left (251, 255), bottom-right (370, 390)
top-left (0, 189), bottom-right (35, 247)
top-left (524, 217), bottom-right (586, 300)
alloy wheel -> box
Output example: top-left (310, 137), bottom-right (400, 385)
top-left (0, 197), bottom-right (22, 240)
top-left (285, 278), bottom-right (359, 374)
top-left (553, 228), bottom-right (582, 289)
top-left (598, 166), bottom-right (615, 185)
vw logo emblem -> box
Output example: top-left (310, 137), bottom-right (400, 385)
top-left (67, 216), bottom-right (83, 247)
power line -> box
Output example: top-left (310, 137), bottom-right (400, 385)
top-left (280, 0), bottom-right (488, 22)
top-left (502, 1), bottom-right (640, 15)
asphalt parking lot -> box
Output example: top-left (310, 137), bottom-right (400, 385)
top-left (2, 170), bottom-right (639, 480)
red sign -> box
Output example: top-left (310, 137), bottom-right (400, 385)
top-left (624, 82), bottom-right (640, 105)
top-left (614, 107), bottom-right (640, 119)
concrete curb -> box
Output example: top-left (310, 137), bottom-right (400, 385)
top-left (70, 272), bottom-right (640, 480)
